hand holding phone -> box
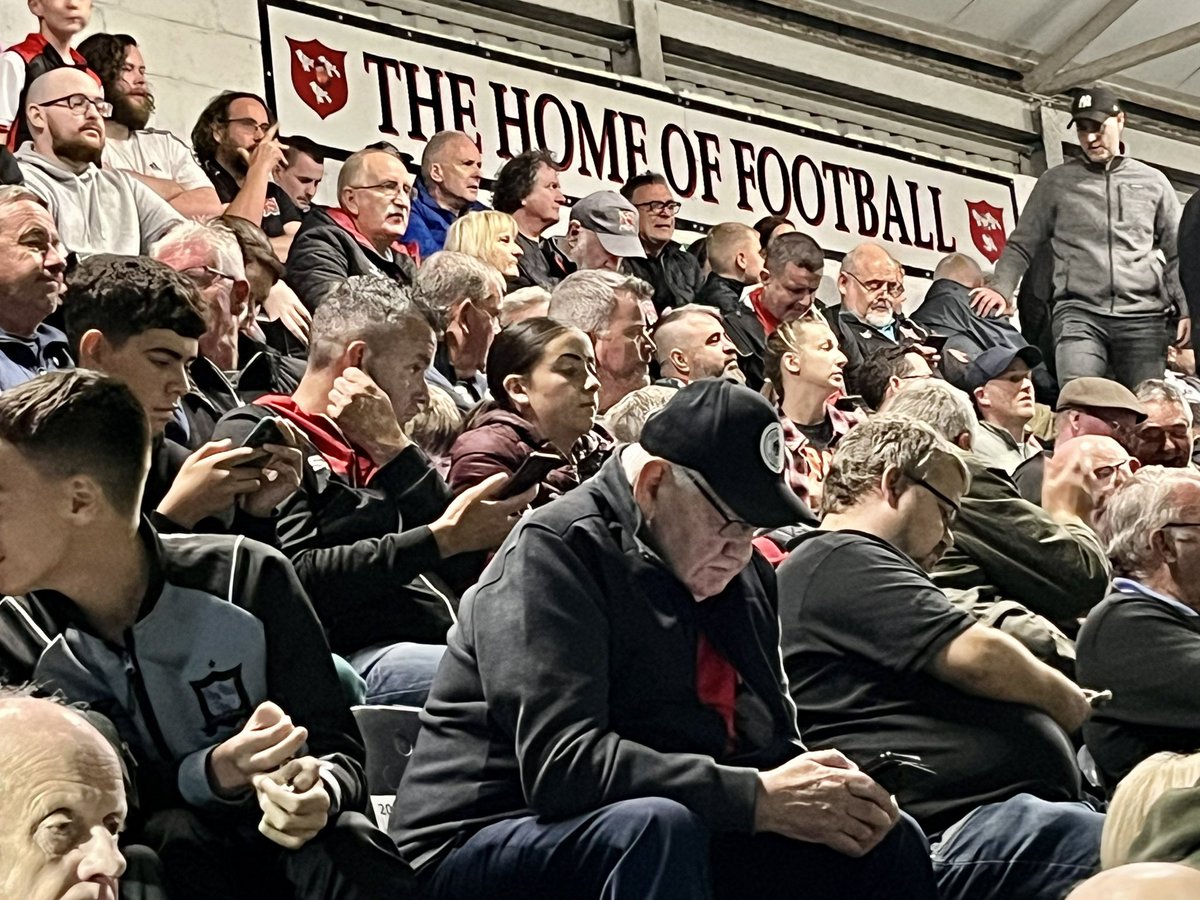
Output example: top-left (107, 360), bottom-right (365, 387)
top-left (861, 751), bottom-right (937, 795)
top-left (497, 451), bottom-right (565, 500)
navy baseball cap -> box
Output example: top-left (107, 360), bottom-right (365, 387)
top-left (639, 378), bottom-right (812, 528)
top-left (963, 346), bottom-right (1042, 393)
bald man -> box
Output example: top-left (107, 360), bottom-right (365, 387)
top-left (403, 130), bottom-right (486, 258)
top-left (651, 304), bottom-right (744, 386)
top-left (696, 222), bottom-right (763, 314)
top-left (0, 693), bottom-right (127, 900)
top-left (14, 68), bottom-right (182, 257)
top-left (285, 146), bottom-right (418, 309)
top-left (1067, 863), bottom-right (1200, 899)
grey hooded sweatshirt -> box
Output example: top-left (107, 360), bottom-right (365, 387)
top-left (992, 155), bottom-right (1181, 318)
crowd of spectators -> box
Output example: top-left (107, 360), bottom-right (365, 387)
top-left (4, 4), bottom-right (1200, 898)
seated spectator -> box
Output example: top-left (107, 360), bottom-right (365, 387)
top-left (275, 133), bottom-right (324, 211)
top-left (17, 67), bottom-right (182, 256)
top-left (402, 130), bottom-right (485, 258)
top-left (285, 146), bottom-right (417, 310)
top-left (392, 379), bottom-right (936, 900)
top-left (831, 242), bottom-right (931, 377)
top-left (0, 0), bottom-right (89, 150)
top-left (1132, 379), bottom-right (1194, 467)
top-left (621, 172), bottom-right (702, 311)
top-left (885, 380), bottom-right (1110, 672)
top-left (725, 231), bottom-right (824, 390)
top-left (498, 285), bottom-right (550, 326)
top-left (1014, 376), bottom-right (1146, 504)
top-left (403, 383), bottom-right (463, 478)
top-left (849, 340), bottom-right (935, 411)
top-left (696, 221), bottom-right (764, 314)
top-left (651, 304), bottom-right (744, 386)
top-left (0, 369), bottom-right (416, 900)
top-left (443, 209), bottom-right (522, 281)
top-left (549, 269), bottom-right (654, 413)
top-left (415, 250), bottom-right (503, 409)
top-left (754, 214), bottom-right (795, 249)
top-left (557, 190), bottom-right (645, 273)
top-left (0, 185), bottom-right (70, 390)
top-left (1078, 467), bottom-right (1200, 790)
top-left (966, 346), bottom-right (1045, 473)
top-left (213, 276), bottom-right (530, 704)
top-left (1101, 751), bottom-right (1200, 870)
top-left (190, 91), bottom-right (300, 256)
top-left (779, 414), bottom-right (1103, 898)
top-left (0, 692), bottom-right (127, 897)
top-left (602, 382), bottom-right (677, 442)
top-left (491, 148), bottom-right (565, 290)
top-left (0, 145), bottom-right (21, 184)
top-left (448, 317), bottom-right (600, 505)
top-left (79, 32), bottom-right (222, 218)
top-left (764, 312), bottom-right (856, 513)
top-left (1067, 863), bottom-right (1200, 899)
top-left (913, 252), bottom-right (1056, 403)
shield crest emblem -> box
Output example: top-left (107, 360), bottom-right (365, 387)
top-left (287, 37), bottom-right (348, 119)
top-left (965, 200), bottom-right (1007, 264)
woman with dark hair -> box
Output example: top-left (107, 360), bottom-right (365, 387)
top-left (448, 317), bottom-right (600, 505)
top-left (753, 214), bottom-right (795, 250)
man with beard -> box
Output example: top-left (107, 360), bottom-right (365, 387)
top-left (1132, 379), bottom-right (1195, 467)
top-left (190, 91), bottom-right (301, 259)
top-left (78, 33), bottom-right (221, 219)
top-left (15, 67), bottom-right (181, 256)
top-left (402, 130), bottom-right (487, 258)
top-left (651, 304), bottom-right (745, 386)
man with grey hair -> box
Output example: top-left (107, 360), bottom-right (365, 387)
top-left (1132, 379), bottom-right (1194, 468)
top-left (651, 304), bottom-right (744, 386)
top-left (415, 250), bottom-right (504, 409)
top-left (884, 379), bottom-right (1110, 673)
top-left (1078, 466), bottom-right (1200, 790)
top-left (779, 412), bottom-right (1103, 900)
top-left (402, 130), bottom-right (486, 258)
top-left (285, 146), bottom-right (417, 310)
top-left (550, 269), bottom-right (655, 412)
top-left (215, 275), bottom-right (531, 705)
top-left (16, 67), bottom-right (182, 256)
top-left (0, 184), bottom-right (71, 390)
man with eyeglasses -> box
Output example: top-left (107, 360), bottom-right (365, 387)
top-left (779, 413), bottom-right (1104, 900)
top-left (190, 90), bottom-right (302, 259)
top-left (392, 378), bottom-right (939, 900)
top-left (1078, 467), bottom-right (1200, 790)
top-left (285, 146), bottom-right (417, 311)
top-left (15, 67), bottom-right (182, 257)
top-left (620, 172), bottom-right (702, 313)
top-left (1132, 378), bottom-right (1195, 468)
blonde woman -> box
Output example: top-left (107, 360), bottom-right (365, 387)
top-left (445, 210), bottom-right (523, 280)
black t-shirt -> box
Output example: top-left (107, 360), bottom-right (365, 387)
top-left (201, 158), bottom-right (302, 238)
top-left (793, 414), bottom-right (835, 449)
top-left (510, 232), bottom-right (559, 291)
top-left (777, 529), bottom-right (1083, 835)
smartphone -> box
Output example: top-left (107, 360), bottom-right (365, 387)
top-left (235, 417), bottom-right (286, 467)
top-left (497, 451), bottom-right (564, 500)
top-left (861, 751), bottom-right (937, 794)
top-left (1083, 689), bottom-right (1113, 708)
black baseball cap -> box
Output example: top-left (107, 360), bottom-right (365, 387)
top-left (639, 378), bottom-right (812, 528)
top-left (963, 345), bottom-right (1042, 393)
top-left (1069, 87), bottom-right (1122, 127)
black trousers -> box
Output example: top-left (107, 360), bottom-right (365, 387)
top-left (141, 808), bottom-right (416, 900)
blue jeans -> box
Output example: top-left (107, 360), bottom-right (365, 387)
top-left (347, 642), bottom-right (445, 707)
top-left (420, 797), bottom-right (937, 900)
top-left (931, 793), bottom-right (1104, 900)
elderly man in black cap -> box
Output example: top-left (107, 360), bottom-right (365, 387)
top-left (966, 345), bottom-right (1046, 474)
top-left (390, 378), bottom-right (938, 900)
top-left (971, 86), bottom-right (1184, 390)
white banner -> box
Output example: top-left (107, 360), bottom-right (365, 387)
top-left (261, 0), bottom-right (1022, 272)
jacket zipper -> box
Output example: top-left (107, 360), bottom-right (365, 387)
top-left (122, 629), bottom-right (173, 762)
top-left (1106, 164), bottom-right (1115, 313)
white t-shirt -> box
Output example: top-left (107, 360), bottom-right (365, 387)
top-left (0, 50), bottom-right (28, 127)
top-left (102, 128), bottom-right (212, 191)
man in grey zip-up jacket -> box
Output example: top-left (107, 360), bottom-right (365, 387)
top-left (976, 86), bottom-right (1183, 390)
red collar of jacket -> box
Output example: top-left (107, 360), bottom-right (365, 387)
top-left (254, 393), bottom-right (378, 487)
top-left (324, 206), bottom-right (420, 264)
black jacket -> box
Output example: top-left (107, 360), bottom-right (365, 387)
top-left (391, 454), bottom-right (804, 870)
top-left (721, 301), bottom-right (768, 391)
top-left (626, 241), bottom-right (703, 313)
top-left (284, 205), bottom-right (417, 311)
top-left (696, 272), bottom-right (747, 315)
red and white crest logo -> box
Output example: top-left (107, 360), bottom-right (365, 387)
top-left (965, 200), bottom-right (1007, 264)
top-left (287, 37), bottom-right (347, 119)
top-left (617, 209), bottom-right (637, 233)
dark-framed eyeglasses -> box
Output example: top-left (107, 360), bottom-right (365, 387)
top-left (909, 476), bottom-right (959, 527)
top-left (36, 93), bottom-right (113, 117)
top-left (844, 270), bottom-right (903, 298)
top-left (633, 200), bottom-right (682, 215)
top-left (348, 180), bottom-right (410, 199)
top-left (675, 466), bottom-right (757, 540)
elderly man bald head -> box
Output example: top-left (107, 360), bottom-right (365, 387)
top-left (0, 692), bottom-right (127, 900)
top-left (1067, 862), bottom-right (1200, 899)
top-left (24, 67), bottom-right (109, 170)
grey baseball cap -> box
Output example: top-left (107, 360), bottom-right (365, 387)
top-left (569, 191), bottom-right (646, 258)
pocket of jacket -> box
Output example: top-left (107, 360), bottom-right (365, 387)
top-left (1118, 184), bottom-right (1158, 229)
